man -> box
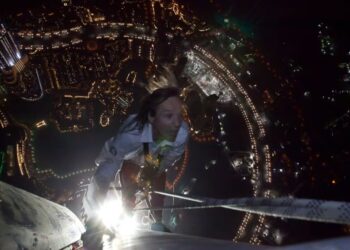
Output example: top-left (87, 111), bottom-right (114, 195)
top-left (83, 87), bottom-right (189, 225)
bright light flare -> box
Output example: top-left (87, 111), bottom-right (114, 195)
top-left (119, 215), bottom-right (138, 237)
top-left (98, 199), bottom-right (138, 236)
top-left (98, 199), bottom-right (124, 229)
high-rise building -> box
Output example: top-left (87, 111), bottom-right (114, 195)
top-left (0, 24), bottom-right (23, 71)
top-left (0, 24), bottom-right (28, 84)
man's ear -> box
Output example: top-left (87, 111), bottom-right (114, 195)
top-left (148, 112), bottom-right (155, 124)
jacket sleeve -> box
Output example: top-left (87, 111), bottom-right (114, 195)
top-left (93, 114), bottom-right (138, 191)
top-left (83, 130), bottom-right (139, 221)
top-left (93, 136), bottom-right (127, 191)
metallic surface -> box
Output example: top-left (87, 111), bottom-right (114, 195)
top-left (0, 181), bottom-right (85, 250)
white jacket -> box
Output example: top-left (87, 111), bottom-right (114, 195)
top-left (83, 114), bottom-right (189, 220)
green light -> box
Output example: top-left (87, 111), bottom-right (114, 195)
top-left (0, 151), bottom-right (5, 175)
top-left (214, 14), bottom-right (254, 38)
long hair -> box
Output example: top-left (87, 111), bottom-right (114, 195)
top-left (121, 87), bottom-right (181, 132)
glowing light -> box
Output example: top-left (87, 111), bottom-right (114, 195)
top-left (119, 215), bottom-right (138, 237)
top-left (98, 199), bottom-right (138, 236)
top-left (99, 199), bottom-right (124, 229)
top-left (35, 120), bottom-right (47, 128)
top-left (8, 59), bottom-right (14, 66)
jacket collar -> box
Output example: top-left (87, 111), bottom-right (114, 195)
top-left (140, 121), bottom-right (188, 146)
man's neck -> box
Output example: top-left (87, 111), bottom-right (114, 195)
top-left (152, 129), bottom-right (175, 144)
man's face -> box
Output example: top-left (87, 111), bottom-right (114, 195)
top-left (149, 96), bottom-right (183, 142)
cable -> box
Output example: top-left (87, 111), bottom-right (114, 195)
top-left (132, 190), bottom-right (350, 225)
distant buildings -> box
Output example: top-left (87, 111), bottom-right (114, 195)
top-left (317, 23), bottom-right (335, 57)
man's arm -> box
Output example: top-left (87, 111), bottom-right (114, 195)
top-left (93, 115), bottom-right (138, 191)
top-left (83, 132), bottom-right (137, 221)
top-left (94, 137), bottom-right (126, 191)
